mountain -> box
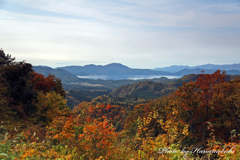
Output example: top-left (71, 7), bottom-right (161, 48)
top-left (154, 65), bottom-right (190, 73)
top-left (33, 63), bottom-right (240, 87)
top-left (58, 63), bottom-right (172, 76)
top-left (226, 70), bottom-right (240, 75)
top-left (108, 76), bottom-right (197, 99)
top-left (150, 77), bottom-right (177, 84)
top-left (174, 68), bottom-right (217, 76)
top-left (173, 68), bottom-right (240, 76)
top-left (169, 73), bottom-right (240, 87)
top-left (169, 74), bottom-right (199, 87)
top-left (154, 63), bottom-right (240, 73)
top-left (192, 63), bottom-right (240, 70)
top-left (109, 81), bottom-right (165, 99)
top-left (33, 66), bottom-right (80, 82)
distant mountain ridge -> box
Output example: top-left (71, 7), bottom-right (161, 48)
top-left (154, 63), bottom-right (240, 73)
top-left (58, 63), bottom-right (240, 77)
top-left (33, 63), bottom-right (240, 84)
top-left (58, 63), bottom-right (171, 76)
top-left (33, 66), bottom-right (80, 82)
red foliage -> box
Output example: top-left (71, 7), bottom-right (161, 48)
top-left (195, 70), bottom-right (226, 142)
top-left (106, 104), bottom-right (112, 110)
top-left (31, 72), bottom-right (65, 96)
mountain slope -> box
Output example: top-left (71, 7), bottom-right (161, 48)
top-left (154, 65), bottom-right (190, 73)
top-left (33, 66), bottom-right (80, 82)
top-left (169, 74), bottom-right (199, 87)
top-left (154, 63), bottom-right (240, 73)
top-left (226, 70), bottom-right (240, 75)
top-left (109, 81), bottom-right (165, 99)
top-left (58, 63), bottom-right (172, 76)
top-left (174, 68), bottom-right (240, 76)
top-left (174, 68), bottom-right (217, 76)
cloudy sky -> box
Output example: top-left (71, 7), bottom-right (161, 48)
top-left (0, 0), bottom-right (240, 69)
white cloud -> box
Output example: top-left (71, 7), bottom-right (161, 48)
top-left (0, 0), bottom-right (240, 68)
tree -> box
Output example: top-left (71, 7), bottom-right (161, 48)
top-left (31, 72), bottom-right (66, 97)
top-left (78, 116), bottom-right (118, 159)
top-left (0, 61), bottom-right (37, 119)
top-left (210, 79), bottom-right (240, 142)
top-left (0, 49), bottom-right (15, 66)
top-left (34, 91), bottom-right (70, 125)
top-left (164, 70), bottom-right (227, 147)
top-left (0, 82), bottom-right (9, 121)
top-left (195, 70), bottom-right (226, 144)
top-left (0, 50), bottom-right (65, 121)
top-left (165, 81), bottom-right (200, 146)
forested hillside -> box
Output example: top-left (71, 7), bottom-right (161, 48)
top-left (110, 81), bottom-right (164, 97)
top-left (33, 66), bottom-right (80, 82)
top-left (109, 75), bottom-right (200, 99)
top-left (1, 50), bottom-right (240, 159)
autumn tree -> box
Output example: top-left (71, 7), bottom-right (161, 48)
top-left (0, 61), bottom-right (37, 119)
top-left (31, 72), bottom-right (66, 97)
top-left (195, 70), bottom-right (226, 143)
top-left (0, 50), bottom-right (67, 124)
top-left (74, 102), bottom-right (127, 131)
top-left (78, 116), bottom-right (118, 159)
top-left (0, 82), bottom-right (9, 121)
top-left (209, 78), bottom-right (240, 142)
top-left (164, 70), bottom-right (227, 148)
top-left (165, 81), bottom-right (200, 146)
top-left (34, 91), bottom-right (70, 125)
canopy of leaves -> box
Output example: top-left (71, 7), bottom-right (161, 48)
top-left (0, 49), bottom-right (15, 66)
top-left (32, 72), bottom-right (66, 97)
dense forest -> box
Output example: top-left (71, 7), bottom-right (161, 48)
top-left (1, 50), bottom-right (240, 159)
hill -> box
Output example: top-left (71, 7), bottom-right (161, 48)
top-left (154, 65), bottom-right (190, 73)
top-left (169, 74), bottom-right (199, 87)
top-left (33, 66), bottom-right (177, 91)
top-left (33, 66), bottom-right (80, 82)
top-left (174, 68), bottom-right (240, 76)
top-left (58, 63), bottom-right (172, 76)
top-left (108, 74), bottom-right (200, 99)
top-left (174, 68), bottom-right (216, 76)
top-left (226, 70), bottom-right (240, 75)
top-left (154, 63), bottom-right (240, 73)
top-left (109, 81), bottom-right (165, 99)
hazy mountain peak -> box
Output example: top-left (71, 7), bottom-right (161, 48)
top-left (85, 64), bottom-right (96, 67)
top-left (105, 63), bottom-right (129, 68)
top-left (34, 65), bottom-right (53, 69)
top-left (154, 63), bottom-right (240, 73)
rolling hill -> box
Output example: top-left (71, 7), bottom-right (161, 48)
top-left (33, 66), bottom-right (80, 82)
top-left (58, 63), bottom-right (172, 76)
top-left (154, 63), bottom-right (240, 73)
top-left (109, 81), bottom-right (165, 99)
top-left (109, 74), bottom-right (200, 99)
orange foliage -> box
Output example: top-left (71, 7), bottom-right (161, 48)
top-left (106, 104), bottom-right (112, 110)
top-left (78, 116), bottom-right (118, 159)
top-left (47, 115), bottom-right (77, 142)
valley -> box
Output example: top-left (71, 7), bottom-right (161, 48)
top-left (33, 63), bottom-right (240, 109)
top-left (2, 50), bottom-right (240, 159)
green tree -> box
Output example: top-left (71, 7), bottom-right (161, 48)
top-left (0, 49), bottom-right (15, 66)
top-left (0, 60), bottom-right (37, 119)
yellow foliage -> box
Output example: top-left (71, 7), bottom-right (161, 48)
top-left (35, 91), bottom-right (70, 124)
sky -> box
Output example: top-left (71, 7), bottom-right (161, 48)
top-left (0, 0), bottom-right (240, 69)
